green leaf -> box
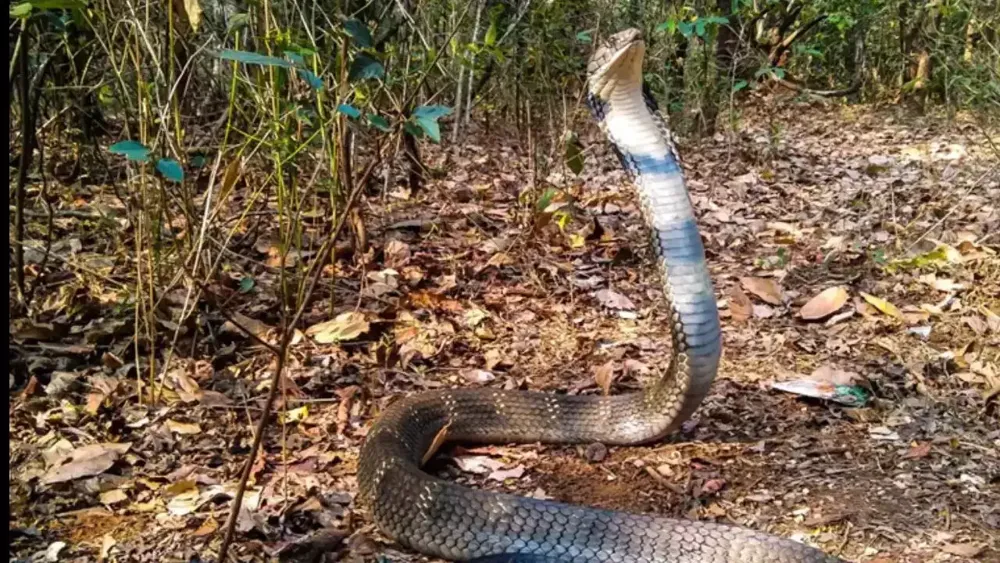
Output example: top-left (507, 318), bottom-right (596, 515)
top-left (344, 19), bottom-right (373, 48)
top-left (655, 20), bottom-right (677, 34)
top-left (217, 49), bottom-right (293, 68)
top-left (189, 154), bottom-right (208, 168)
top-left (227, 13), bottom-right (249, 33)
top-left (705, 16), bottom-right (729, 25)
top-left (576, 30), bottom-right (592, 43)
top-left (109, 140), bottom-right (151, 162)
top-left (695, 20), bottom-right (706, 37)
top-left (156, 158), bottom-right (184, 182)
top-left (297, 69), bottom-right (323, 90)
top-left (412, 105), bottom-right (452, 120)
top-left (411, 105), bottom-right (452, 143)
top-left (10, 3), bottom-right (33, 18)
top-left (348, 54), bottom-right (384, 81)
top-left (367, 114), bottom-right (391, 132)
top-left (484, 21), bottom-right (497, 47)
top-left (403, 122), bottom-right (424, 138)
top-left (678, 22), bottom-right (694, 37)
top-left (732, 80), bottom-right (749, 92)
top-left (337, 104), bottom-right (361, 118)
top-left (239, 276), bottom-right (255, 293)
top-left (535, 187), bottom-right (558, 212)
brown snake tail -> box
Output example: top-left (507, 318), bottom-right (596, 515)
top-left (358, 28), bottom-right (846, 563)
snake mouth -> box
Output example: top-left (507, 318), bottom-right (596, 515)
top-left (587, 28), bottom-right (645, 100)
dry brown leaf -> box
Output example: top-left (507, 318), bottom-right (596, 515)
top-left (454, 455), bottom-right (505, 474)
top-left (306, 312), bottom-right (370, 343)
top-left (728, 287), bottom-right (752, 323)
top-left (488, 465), bottom-right (526, 482)
top-left (222, 312), bottom-right (273, 340)
top-left (740, 277), bottom-right (783, 305)
top-left (384, 239), bottom-right (411, 268)
top-left (99, 489), bottom-right (128, 506)
top-left (461, 368), bottom-right (495, 384)
top-left (595, 288), bottom-right (635, 310)
top-left (182, 0), bottom-right (202, 31)
top-left (594, 361), bottom-right (615, 395)
top-left (165, 419), bottom-right (202, 435)
top-left (942, 543), bottom-right (983, 557)
top-left (809, 365), bottom-right (862, 386)
top-left (901, 442), bottom-right (931, 459)
top-left (193, 517), bottom-right (219, 537)
top-left (799, 286), bottom-right (849, 320)
top-left (41, 443), bottom-right (131, 485)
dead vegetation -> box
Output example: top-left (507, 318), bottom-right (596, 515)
top-left (9, 99), bottom-right (999, 563)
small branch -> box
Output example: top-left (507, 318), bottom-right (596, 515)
top-left (772, 76), bottom-right (861, 98)
top-left (769, 14), bottom-right (828, 65)
top-left (13, 21), bottom-right (35, 306)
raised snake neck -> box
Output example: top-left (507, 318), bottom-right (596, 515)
top-left (357, 28), bottom-right (844, 563)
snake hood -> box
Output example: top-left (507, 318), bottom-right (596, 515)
top-left (588, 28), bottom-right (645, 101)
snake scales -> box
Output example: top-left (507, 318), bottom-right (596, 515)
top-left (358, 29), bottom-right (844, 563)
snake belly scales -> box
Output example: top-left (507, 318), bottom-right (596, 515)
top-left (358, 28), bottom-right (845, 563)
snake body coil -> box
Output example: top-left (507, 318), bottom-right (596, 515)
top-left (358, 29), bottom-right (844, 563)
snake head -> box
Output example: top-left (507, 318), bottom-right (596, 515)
top-left (587, 28), bottom-right (645, 101)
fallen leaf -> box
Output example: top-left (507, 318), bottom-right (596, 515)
top-left (41, 443), bottom-right (131, 485)
top-left (942, 543), bottom-right (983, 557)
top-left (306, 312), bottom-right (370, 343)
top-left (384, 239), bottom-right (411, 268)
top-left (100, 534), bottom-right (116, 560)
top-left (488, 465), bottom-right (525, 482)
top-left (809, 365), bottom-right (863, 386)
top-left (595, 288), bottom-right (635, 310)
top-left (753, 304), bottom-right (777, 319)
top-left (454, 455), bottom-right (504, 474)
top-left (99, 489), bottom-right (128, 506)
top-left (182, 0), bottom-right (202, 32)
top-left (594, 361), bottom-right (615, 395)
top-left (901, 442), bottom-right (931, 459)
top-left (44, 371), bottom-right (80, 398)
top-left (464, 308), bottom-right (489, 327)
top-left (461, 368), bottom-right (495, 384)
top-left (740, 277), bottom-right (783, 305)
top-left (981, 306), bottom-right (1000, 332)
top-left (167, 487), bottom-right (202, 516)
top-left (280, 406), bottom-right (309, 424)
top-left (800, 287), bottom-right (849, 320)
top-left (728, 287), bottom-right (752, 323)
top-left (700, 478), bottom-right (726, 496)
top-left (965, 316), bottom-right (988, 335)
top-left (165, 419), bottom-right (202, 435)
top-left (869, 426), bottom-right (900, 441)
top-left (193, 517), bottom-right (219, 537)
top-left (222, 312), bottom-right (274, 340)
top-left (45, 542), bottom-right (66, 562)
top-left (860, 292), bottom-right (904, 320)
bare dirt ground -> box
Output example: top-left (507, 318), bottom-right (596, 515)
top-left (9, 100), bottom-right (1000, 563)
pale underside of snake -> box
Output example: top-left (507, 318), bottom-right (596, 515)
top-left (357, 27), bottom-right (845, 563)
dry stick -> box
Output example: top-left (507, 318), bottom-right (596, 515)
top-left (13, 21), bottom-right (32, 304)
top-left (215, 139), bottom-right (384, 562)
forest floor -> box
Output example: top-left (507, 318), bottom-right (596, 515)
top-left (9, 100), bottom-right (1000, 563)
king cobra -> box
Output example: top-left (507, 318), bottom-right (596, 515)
top-left (358, 29), bottom-right (844, 563)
